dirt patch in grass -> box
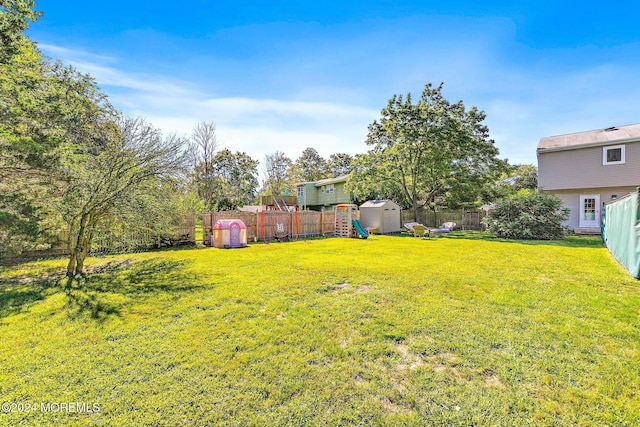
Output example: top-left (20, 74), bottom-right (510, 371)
top-left (396, 342), bottom-right (425, 371)
top-left (485, 374), bottom-right (506, 388)
top-left (353, 374), bottom-right (369, 385)
top-left (381, 396), bottom-right (413, 414)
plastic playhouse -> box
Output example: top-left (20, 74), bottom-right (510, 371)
top-left (334, 204), bottom-right (368, 239)
top-left (211, 219), bottom-right (248, 248)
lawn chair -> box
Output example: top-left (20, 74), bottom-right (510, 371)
top-left (429, 222), bottom-right (456, 238)
top-left (404, 222), bottom-right (428, 238)
top-left (441, 222), bottom-right (456, 232)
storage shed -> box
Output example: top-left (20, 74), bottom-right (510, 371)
top-left (359, 200), bottom-right (402, 234)
top-left (212, 219), bottom-right (247, 248)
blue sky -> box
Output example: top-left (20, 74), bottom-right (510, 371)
top-left (27, 1), bottom-right (640, 167)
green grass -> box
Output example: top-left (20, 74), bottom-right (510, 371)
top-left (1, 233), bottom-right (639, 426)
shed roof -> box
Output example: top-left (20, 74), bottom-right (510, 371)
top-left (360, 199), bottom-right (400, 208)
top-left (537, 123), bottom-right (640, 153)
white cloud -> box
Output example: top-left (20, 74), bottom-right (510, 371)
top-left (38, 43), bottom-right (117, 63)
top-left (38, 34), bottom-right (640, 170)
top-left (39, 44), bottom-right (377, 166)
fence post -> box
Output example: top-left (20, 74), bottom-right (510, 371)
top-left (210, 212), bottom-right (214, 246)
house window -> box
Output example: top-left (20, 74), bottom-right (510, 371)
top-left (325, 184), bottom-right (335, 194)
top-left (603, 145), bottom-right (625, 165)
top-left (297, 187), bottom-right (304, 198)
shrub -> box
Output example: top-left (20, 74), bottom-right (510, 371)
top-left (484, 189), bottom-right (569, 240)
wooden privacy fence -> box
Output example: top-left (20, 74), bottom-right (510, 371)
top-left (401, 208), bottom-right (486, 230)
top-left (203, 211), bottom-right (336, 244)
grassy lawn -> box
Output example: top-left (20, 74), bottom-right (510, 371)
top-left (1, 233), bottom-right (639, 425)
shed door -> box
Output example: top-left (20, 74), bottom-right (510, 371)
top-left (382, 207), bottom-right (398, 233)
top-left (579, 195), bottom-right (600, 228)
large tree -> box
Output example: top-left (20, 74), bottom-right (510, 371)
top-left (1, 3), bottom-right (115, 256)
top-left (348, 83), bottom-right (506, 220)
top-left (289, 147), bottom-right (328, 183)
top-left (58, 117), bottom-right (188, 278)
top-left (1, 2), bottom-right (193, 269)
top-left (262, 151), bottom-right (292, 196)
top-left (327, 153), bottom-right (354, 176)
top-left (198, 149), bottom-right (258, 210)
top-left (482, 163), bottom-right (538, 203)
top-left (0, 0), bottom-right (41, 62)
top-left (188, 121), bottom-right (219, 208)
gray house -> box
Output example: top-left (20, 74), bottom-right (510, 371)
top-left (537, 124), bottom-right (640, 234)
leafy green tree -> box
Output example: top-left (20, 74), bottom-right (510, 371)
top-left (348, 83), bottom-right (506, 220)
top-left (482, 163), bottom-right (538, 202)
top-left (1, 6), bottom-right (114, 256)
top-left (0, 0), bottom-right (41, 62)
top-left (327, 153), bottom-right (354, 176)
top-left (262, 151), bottom-right (292, 196)
top-left (347, 154), bottom-right (404, 204)
top-left (58, 117), bottom-right (188, 278)
top-left (200, 149), bottom-right (258, 210)
top-left (510, 164), bottom-right (538, 191)
top-left (484, 189), bottom-right (568, 240)
top-left (289, 147), bottom-right (328, 183)
top-left (101, 177), bottom-right (194, 249)
top-left (1, 1), bottom-right (194, 269)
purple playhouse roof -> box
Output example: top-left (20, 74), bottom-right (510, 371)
top-left (213, 219), bottom-right (247, 230)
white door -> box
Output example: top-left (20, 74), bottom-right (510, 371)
top-left (579, 195), bottom-right (600, 228)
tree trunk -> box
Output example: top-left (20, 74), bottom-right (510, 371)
top-left (76, 227), bottom-right (95, 277)
top-left (66, 253), bottom-right (77, 278)
top-left (65, 226), bottom-right (77, 278)
top-left (66, 213), bottom-right (88, 277)
top-left (412, 198), bottom-right (420, 222)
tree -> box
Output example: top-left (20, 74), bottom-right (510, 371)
top-left (482, 164), bottom-right (538, 202)
top-left (348, 83), bottom-right (506, 220)
top-left (509, 164), bottom-right (538, 191)
top-left (348, 154), bottom-right (408, 204)
top-left (1, 1), bottom-right (193, 270)
top-left (327, 153), bottom-right (354, 176)
top-left (262, 151), bottom-right (292, 196)
top-left (484, 189), bottom-right (568, 240)
top-left (104, 176), bottom-right (195, 248)
top-left (289, 147), bottom-right (328, 183)
top-left (0, 0), bottom-right (42, 62)
top-left (199, 149), bottom-right (258, 210)
top-left (1, 13), bottom-right (115, 256)
top-left (188, 121), bottom-right (219, 208)
top-left (58, 117), bottom-right (188, 278)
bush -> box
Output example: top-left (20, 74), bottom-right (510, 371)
top-left (484, 189), bottom-right (569, 240)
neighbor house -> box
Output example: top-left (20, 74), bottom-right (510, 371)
top-left (295, 174), bottom-right (354, 211)
top-left (537, 124), bottom-right (640, 234)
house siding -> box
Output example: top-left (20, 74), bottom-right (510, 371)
top-left (549, 186), bottom-right (637, 231)
top-left (317, 182), bottom-right (352, 206)
top-left (297, 183), bottom-right (318, 208)
top-left (295, 177), bottom-right (353, 210)
top-left (538, 141), bottom-right (640, 190)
